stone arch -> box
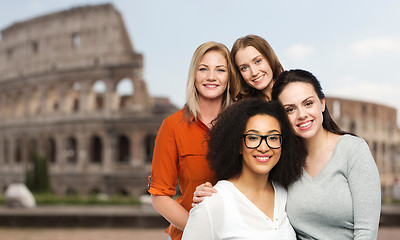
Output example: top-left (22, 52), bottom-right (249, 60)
top-left (145, 134), bottom-right (156, 163)
top-left (32, 40), bottom-right (39, 54)
top-left (88, 80), bottom-right (106, 111)
top-left (372, 141), bottom-right (378, 160)
top-left (15, 91), bottom-right (24, 118)
top-left (29, 87), bottom-right (40, 116)
top-left (0, 96), bottom-right (2, 120)
top-left (15, 139), bottom-right (22, 163)
top-left (72, 33), bottom-right (81, 48)
top-left (3, 138), bottom-right (9, 164)
top-left (90, 135), bottom-right (102, 163)
top-left (381, 142), bottom-right (386, 171)
top-left (4, 93), bottom-right (13, 118)
top-left (117, 135), bottom-right (130, 163)
top-left (65, 82), bottom-right (81, 113)
top-left (115, 78), bottom-right (134, 110)
top-left (65, 137), bottom-right (77, 164)
top-left (45, 137), bottom-right (56, 164)
top-left (46, 86), bottom-right (59, 113)
top-left (28, 138), bottom-right (37, 162)
top-left (349, 121), bottom-right (356, 134)
top-left (361, 103), bottom-right (367, 115)
top-left (391, 144), bottom-right (396, 174)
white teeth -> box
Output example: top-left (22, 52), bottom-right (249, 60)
top-left (253, 75), bottom-right (264, 82)
top-left (256, 156), bottom-right (270, 160)
top-left (299, 121), bottom-right (312, 128)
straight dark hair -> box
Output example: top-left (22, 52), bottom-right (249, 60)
top-left (272, 69), bottom-right (350, 136)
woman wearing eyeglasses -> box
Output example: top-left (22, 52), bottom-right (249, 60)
top-left (182, 98), bottom-right (306, 240)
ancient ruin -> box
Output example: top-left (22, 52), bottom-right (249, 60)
top-left (0, 4), bottom-right (176, 197)
top-left (0, 3), bottom-right (399, 200)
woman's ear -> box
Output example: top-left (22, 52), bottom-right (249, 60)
top-left (321, 98), bottom-right (326, 112)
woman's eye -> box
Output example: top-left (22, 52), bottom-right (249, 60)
top-left (268, 135), bottom-right (279, 141)
top-left (305, 101), bottom-right (313, 107)
top-left (217, 69), bottom-right (226, 72)
top-left (255, 59), bottom-right (261, 64)
top-left (199, 67), bottom-right (207, 71)
top-left (240, 66), bottom-right (248, 72)
top-left (286, 107), bottom-right (294, 113)
top-left (247, 135), bottom-right (259, 141)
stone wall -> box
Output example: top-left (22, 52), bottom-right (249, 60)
top-left (0, 4), bottom-right (176, 197)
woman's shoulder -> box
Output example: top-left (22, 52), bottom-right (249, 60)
top-left (162, 108), bottom-right (187, 126)
top-left (201, 181), bottom-right (234, 205)
top-left (337, 134), bottom-right (367, 150)
top-left (165, 108), bottom-right (185, 120)
top-left (334, 134), bottom-right (374, 165)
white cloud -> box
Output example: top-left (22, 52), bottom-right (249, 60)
top-left (285, 44), bottom-right (315, 60)
top-left (350, 37), bottom-right (400, 57)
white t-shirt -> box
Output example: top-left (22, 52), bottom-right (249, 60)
top-left (182, 180), bottom-right (296, 240)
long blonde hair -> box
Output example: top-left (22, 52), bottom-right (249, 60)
top-left (185, 41), bottom-right (239, 121)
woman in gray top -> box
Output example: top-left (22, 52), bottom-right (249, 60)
top-left (271, 69), bottom-right (381, 239)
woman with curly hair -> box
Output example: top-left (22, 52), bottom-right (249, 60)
top-left (182, 98), bottom-right (306, 240)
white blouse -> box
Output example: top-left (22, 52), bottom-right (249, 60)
top-left (182, 180), bottom-right (296, 240)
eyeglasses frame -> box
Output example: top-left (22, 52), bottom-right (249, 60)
top-left (242, 133), bottom-right (283, 149)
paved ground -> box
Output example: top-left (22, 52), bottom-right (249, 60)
top-left (0, 204), bottom-right (399, 239)
top-left (0, 227), bottom-right (399, 240)
top-left (0, 228), bottom-right (166, 240)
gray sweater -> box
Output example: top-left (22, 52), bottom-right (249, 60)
top-left (286, 135), bottom-right (381, 240)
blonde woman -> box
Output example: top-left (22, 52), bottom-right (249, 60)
top-left (148, 41), bottom-right (239, 240)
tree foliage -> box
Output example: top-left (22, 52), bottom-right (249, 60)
top-left (26, 153), bottom-right (51, 193)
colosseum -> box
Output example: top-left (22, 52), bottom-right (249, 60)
top-left (326, 97), bottom-right (400, 199)
top-left (0, 4), bottom-right (176, 197)
top-left (1, 3), bottom-right (399, 201)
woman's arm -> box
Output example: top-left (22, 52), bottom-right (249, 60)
top-left (151, 195), bottom-right (189, 231)
top-left (192, 182), bottom-right (217, 207)
top-left (148, 116), bottom-right (186, 229)
top-left (348, 139), bottom-right (381, 239)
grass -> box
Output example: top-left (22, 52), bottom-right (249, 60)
top-left (382, 196), bottom-right (400, 204)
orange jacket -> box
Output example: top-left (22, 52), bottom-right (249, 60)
top-left (148, 109), bottom-right (216, 240)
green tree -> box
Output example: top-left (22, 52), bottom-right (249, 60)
top-left (26, 153), bottom-right (51, 193)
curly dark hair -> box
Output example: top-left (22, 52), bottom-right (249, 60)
top-left (207, 98), bottom-right (306, 188)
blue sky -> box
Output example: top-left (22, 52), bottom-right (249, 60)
top-left (1, 0), bottom-right (400, 125)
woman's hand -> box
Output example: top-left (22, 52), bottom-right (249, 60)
top-left (192, 182), bottom-right (217, 207)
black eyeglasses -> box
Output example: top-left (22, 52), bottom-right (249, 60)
top-left (242, 134), bottom-right (282, 149)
